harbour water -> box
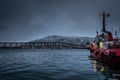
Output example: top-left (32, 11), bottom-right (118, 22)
top-left (0, 49), bottom-right (117, 80)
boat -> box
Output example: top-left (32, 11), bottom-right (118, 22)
top-left (89, 11), bottom-right (120, 67)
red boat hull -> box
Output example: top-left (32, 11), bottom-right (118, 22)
top-left (90, 48), bottom-right (120, 67)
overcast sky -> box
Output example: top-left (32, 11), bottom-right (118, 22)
top-left (0, 0), bottom-right (120, 41)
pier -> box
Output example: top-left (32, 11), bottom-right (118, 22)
top-left (0, 42), bottom-right (87, 49)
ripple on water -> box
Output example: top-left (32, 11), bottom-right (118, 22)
top-left (0, 49), bottom-right (106, 80)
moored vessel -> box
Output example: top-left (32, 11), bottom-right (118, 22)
top-left (89, 11), bottom-right (120, 67)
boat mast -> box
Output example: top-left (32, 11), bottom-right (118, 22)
top-left (100, 11), bottom-right (110, 32)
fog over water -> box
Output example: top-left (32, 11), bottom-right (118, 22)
top-left (0, 0), bottom-right (120, 41)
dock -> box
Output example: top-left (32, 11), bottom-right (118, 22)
top-left (0, 42), bottom-right (88, 49)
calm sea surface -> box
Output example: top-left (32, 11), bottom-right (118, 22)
top-left (0, 49), bottom-right (116, 80)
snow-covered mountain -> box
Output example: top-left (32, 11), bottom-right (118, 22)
top-left (31, 35), bottom-right (94, 45)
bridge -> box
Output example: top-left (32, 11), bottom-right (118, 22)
top-left (0, 42), bottom-right (87, 49)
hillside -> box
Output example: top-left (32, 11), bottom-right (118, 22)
top-left (31, 35), bottom-right (94, 45)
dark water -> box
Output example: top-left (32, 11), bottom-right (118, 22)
top-left (0, 49), bottom-right (116, 80)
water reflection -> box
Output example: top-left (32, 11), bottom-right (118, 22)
top-left (92, 60), bottom-right (120, 80)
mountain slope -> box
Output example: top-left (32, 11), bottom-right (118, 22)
top-left (31, 35), bottom-right (94, 45)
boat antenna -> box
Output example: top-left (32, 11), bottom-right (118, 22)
top-left (96, 31), bottom-right (98, 36)
top-left (100, 11), bottom-right (110, 32)
top-left (115, 30), bottom-right (118, 38)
